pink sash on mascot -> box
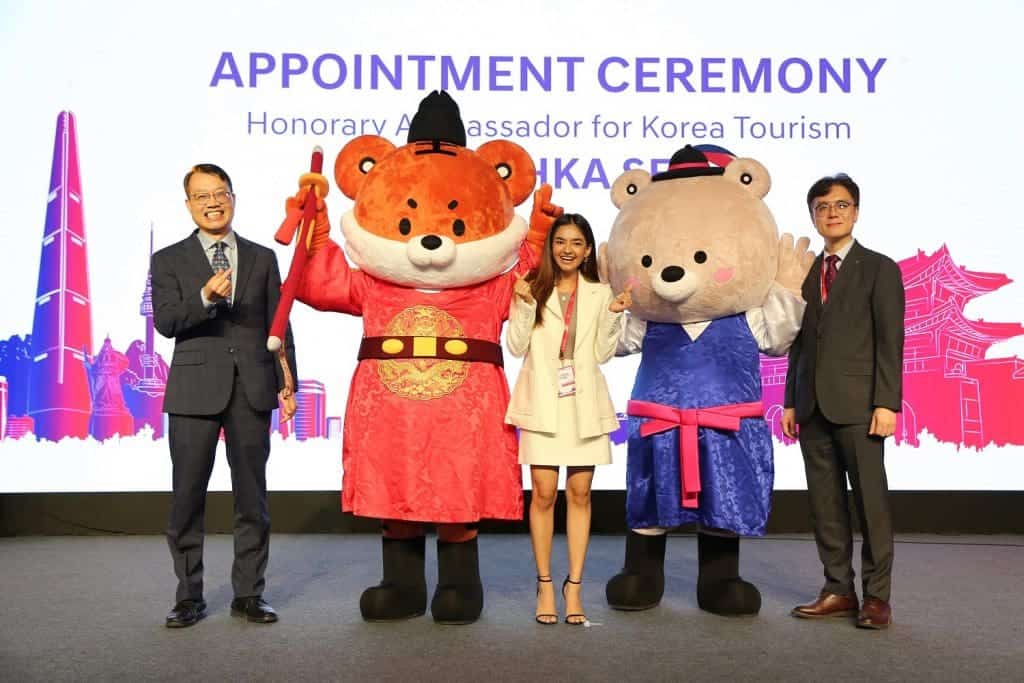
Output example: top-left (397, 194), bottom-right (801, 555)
top-left (627, 400), bottom-right (764, 509)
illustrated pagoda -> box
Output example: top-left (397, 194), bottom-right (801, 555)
top-left (759, 245), bottom-right (1024, 449)
top-left (87, 337), bottom-right (135, 440)
top-left (898, 245), bottom-right (1024, 448)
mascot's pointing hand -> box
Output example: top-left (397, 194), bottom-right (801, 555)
top-left (284, 172), bottom-right (332, 255)
top-left (775, 233), bottom-right (815, 295)
top-left (530, 183), bottom-right (563, 234)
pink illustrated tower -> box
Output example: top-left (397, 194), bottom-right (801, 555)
top-left (27, 111), bottom-right (94, 440)
top-left (122, 222), bottom-right (168, 437)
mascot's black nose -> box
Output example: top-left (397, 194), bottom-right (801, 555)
top-left (661, 265), bottom-right (686, 282)
top-left (421, 235), bottom-right (443, 250)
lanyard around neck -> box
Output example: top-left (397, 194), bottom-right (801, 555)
top-left (559, 289), bottom-right (577, 359)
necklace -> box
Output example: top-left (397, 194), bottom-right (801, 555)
top-left (557, 275), bottom-right (576, 303)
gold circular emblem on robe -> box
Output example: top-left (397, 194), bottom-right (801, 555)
top-left (377, 306), bottom-right (468, 400)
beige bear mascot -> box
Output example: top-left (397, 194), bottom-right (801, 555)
top-left (600, 145), bottom-right (813, 615)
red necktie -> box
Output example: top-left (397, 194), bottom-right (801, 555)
top-left (822, 254), bottom-right (840, 303)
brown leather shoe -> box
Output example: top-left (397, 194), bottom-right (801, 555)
top-left (791, 591), bottom-right (859, 619)
top-left (857, 597), bottom-right (892, 629)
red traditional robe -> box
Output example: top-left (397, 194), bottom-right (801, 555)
top-left (296, 240), bottom-right (535, 522)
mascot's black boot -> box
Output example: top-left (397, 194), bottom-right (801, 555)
top-left (431, 538), bottom-right (484, 625)
top-left (606, 531), bottom-right (667, 610)
top-left (359, 536), bottom-right (428, 621)
top-left (696, 532), bottom-right (761, 616)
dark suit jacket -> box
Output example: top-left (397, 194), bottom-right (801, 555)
top-left (784, 240), bottom-right (904, 425)
top-left (151, 230), bottom-right (296, 416)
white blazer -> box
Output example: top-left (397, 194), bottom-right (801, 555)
top-left (504, 277), bottom-right (623, 438)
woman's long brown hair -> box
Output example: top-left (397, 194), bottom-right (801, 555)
top-left (526, 213), bottom-right (600, 327)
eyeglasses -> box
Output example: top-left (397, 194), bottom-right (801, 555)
top-left (813, 200), bottom-right (855, 216)
top-left (189, 189), bottom-right (233, 205)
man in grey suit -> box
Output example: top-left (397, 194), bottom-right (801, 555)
top-left (782, 174), bottom-right (904, 630)
top-left (152, 163), bottom-right (297, 628)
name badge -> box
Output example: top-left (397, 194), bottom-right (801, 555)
top-left (557, 363), bottom-right (576, 398)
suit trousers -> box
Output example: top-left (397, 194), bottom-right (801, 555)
top-left (798, 408), bottom-right (893, 602)
top-left (166, 369), bottom-right (272, 602)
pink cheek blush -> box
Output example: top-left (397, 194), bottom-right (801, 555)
top-left (625, 276), bottom-right (642, 288)
top-left (713, 267), bottom-right (734, 283)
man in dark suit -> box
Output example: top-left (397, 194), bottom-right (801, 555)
top-left (782, 174), bottom-right (904, 629)
top-left (152, 163), bottom-right (297, 628)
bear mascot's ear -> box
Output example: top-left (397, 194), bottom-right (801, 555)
top-left (335, 135), bottom-right (398, 200)
top-left (475, 140), bottom-right (537, 207)
top-left (722, 157), bottom-right (771, 199)
top-left (602, 168), bottom-right (654, 282)
top-left (610, 169), bottom-right (652, 209)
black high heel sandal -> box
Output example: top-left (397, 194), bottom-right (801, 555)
top-left (562, 576), bottom-right (586, 626)
top-left (535, 576), bottom-right (557, 625)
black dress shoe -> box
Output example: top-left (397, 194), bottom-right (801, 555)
top-left (165, 599), bottom-right (207, 628)
top-left (230, 596), bottom-right (278, 623)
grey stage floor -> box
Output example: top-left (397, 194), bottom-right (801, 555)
top-left (1, 533), bottom-right (1021, 681)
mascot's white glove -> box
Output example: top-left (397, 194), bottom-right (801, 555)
top-left (775, 233), bottom-right (815, 296)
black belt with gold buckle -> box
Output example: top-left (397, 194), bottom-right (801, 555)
top-left (357, 336), bottom-right (504, 367)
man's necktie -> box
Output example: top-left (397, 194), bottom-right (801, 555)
top-left (212, 241), bottom-right (231, 305)
top-left (823, 254), bottom-right (840, 302)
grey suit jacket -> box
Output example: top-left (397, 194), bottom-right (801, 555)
top-left (151, 230), bottom-right (297, 415)
top-left (784, 240), bottom-right (904, 425)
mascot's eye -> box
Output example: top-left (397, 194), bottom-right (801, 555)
top-left (627, 183), bottom-right (638, 195)
top-left (452, 219), bottom-right (466, 237)
top-left (359, 157), bottom-right (375, 174)
top-left (740, 173), bottom-right (753, 185)
top-left (448, 200), bottom-right (459, 210)
top-left (399, 218), bottom-right (412, 235)
top-left (495, 163), bottom-right (512, 179)
top-left (641, 255), bottom-right (653, 268)
top-left (407, 198), bottom-right (417, 209)
top-left (694, 251), bottom-right (708, 264)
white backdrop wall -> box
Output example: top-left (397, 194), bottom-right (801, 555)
top-left (1, 0), bottom-right (1022, 492)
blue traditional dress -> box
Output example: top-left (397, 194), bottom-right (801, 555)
top-left (625, 315), bottom-right (773, 535)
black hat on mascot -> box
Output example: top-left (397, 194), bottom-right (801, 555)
top-left (407, 90), bottom-right (467, 147)
top-left (652, 144), bottom-right (736, 182)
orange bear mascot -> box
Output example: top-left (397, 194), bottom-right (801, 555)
top-left (287, 91), bottom-right (559, 624)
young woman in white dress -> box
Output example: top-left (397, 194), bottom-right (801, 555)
top-left (505, 213), bottom-right (632, 624)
